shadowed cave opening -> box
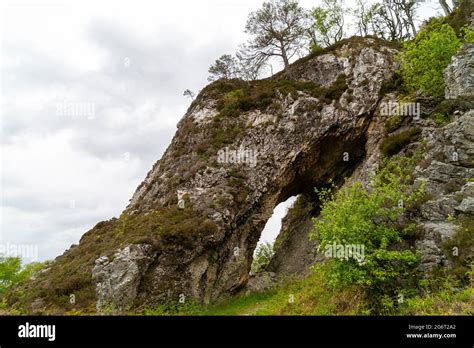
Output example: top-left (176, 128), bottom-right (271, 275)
top-left (247, 132), bottom-right (369, 278)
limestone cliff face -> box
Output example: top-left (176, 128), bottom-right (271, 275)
top-left (16, 36), bottom-right (473, 314)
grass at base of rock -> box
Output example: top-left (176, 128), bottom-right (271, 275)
top-left (398, 278), bottom-right (473, 315)
top-left (140, 269), bottom-right (473, 316)
top-left (141, 265), bottom-right (367, 316)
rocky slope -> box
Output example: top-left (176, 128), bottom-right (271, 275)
top-left (265, 43), bottom-right (474, 281)
top-left (8, 37), bottom-right (473, 314)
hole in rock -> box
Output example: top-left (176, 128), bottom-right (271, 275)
top-left (251, 195), bottom-right (297, 274)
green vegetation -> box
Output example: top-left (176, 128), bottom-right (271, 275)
top-left (310, 0), bottom-right (345, 48)
top-left (6, 144), bottom-right (470, 316)
top-left (190, 71), bottom-right (349, 161)
top-left (5, 1), bottom-right (474, 317)
top-left (0, 257), bottom-right (45, 294)
top-left (137, 148), bottom-right (474, 317)
top-left (428, 98), bottom-right (472, 125)
top-left (433, 112), bottom-right (452, 125)
top-left (310, 153), bottom-right (426, 313)
top-left (251, 265), bottom-right (365, 315)
top-left (3, 206), bottom-right (218, 314)
top-left (384, 114), bottom-right (402, 133)
top-left (398, 19), bottom-right (473, 96)
top-left (140, 263), bottom-right (472, 316)
top-left (444, 0), bottom-right (474, 36)
top-left (442, 216), bottom-right (474, 284)
top-left (141, 147), bottom-right (471, 316)
top-left (142, 266), bottom-right (365, 316)
top-left (250, 242), bottom-right (275, 275)
top-left (398, 271), bottom-right (473, 315)
top-left (242, 0), bottom-right (308, 70)
top-left (379, 128), bottom-right (421, 157)
top-left (213, 74), bottom-right (348, 119)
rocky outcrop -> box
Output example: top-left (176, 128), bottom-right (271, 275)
top-left (267, 41), bottom-right (474, 280)
top-left (245, 271), bottom-right (278, 293)
top-left (410, 44), bottom-right (474, 273)
top-left (18, 36), bottom-right (473, 314)
top-left (266, 195), bottom-right (321, 275)
top-left (413, 112), bottom-right (474, 272)
top-left (92, 244), bottom-right (156, 312)
top-left (116, 37), bottom-right (399, 308)
top-left (265, 90), bottom-right (394, 278)
top-left (444, 43), bottom-right (474, 105)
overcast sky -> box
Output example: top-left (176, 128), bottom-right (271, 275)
top-left (0, 0), bottom-right (444, 263)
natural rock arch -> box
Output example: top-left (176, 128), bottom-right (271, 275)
top-left (113, 38), bottom-right (400, 310)
top-left (17, 37), bottom-right (403, 313)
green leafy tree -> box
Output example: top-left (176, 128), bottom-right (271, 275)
top-left (310, 155), bottom-right (425, 312)
top-left (357, 0), bottom-right (419, 41)
top-left (0, 256), bottom-right (45, 294)
top-left (251, 242), bottom-right (275, 275)
top-left (207, 54), bottom-right (240, 81)
top-left (0, 256), bottom-right (22, 293)
top-left (460, 25), bottom-right (474, 42)
top-left (353, 0), bottom-right (372, 37)
top-left (310, 0), bottom-right (345, 48)
top-left (398, 21), bottom-right (469, 96)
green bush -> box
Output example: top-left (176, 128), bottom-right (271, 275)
top-left (0, 257), bottom-right (45, 294)
top-left (310, 155), bottom-right (425, 313)
top-left (445, 0), bottom-right (474, 36)
top-left (442, 217), bottom-right (474, 284)
top-left (385, 114), bottom-right (402, 133)
top-left (215, 75), bottom-right (347, 119)
top-left (3, 205), bottom-right (219, 313)
top-left (434, 112), bottom-right (451, 125)
top-left (399, 22), bottom-right (466, 96)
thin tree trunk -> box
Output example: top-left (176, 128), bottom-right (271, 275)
top-left (281, 44), bottom-right (289, 69)
top-left (439, 0), bottom-right (451, 15)
top-left (410, 21), bottom-right (417, 37)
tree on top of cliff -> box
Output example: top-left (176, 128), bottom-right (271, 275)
top-left (310, 0), bottom-right (345, 49)
top-left (208, 54), bottom-right (240, 82)
top-left (240, 0), bottom-right (309, 70)
top-left (352, 0), bottom-right (419, 41)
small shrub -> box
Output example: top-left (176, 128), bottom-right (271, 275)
top-left (380, 128), bottom-right (421, 157)
top-left (434, 112), bottom-right (451, 125)
top-left (444, 178), bottom-right (464, 194)
top-left (398, 274), bottom-right (473, 315)
top-left (325, 74), bottom-right (348, 100)
top-left (398, 22), bottom-right (463, 96)
top-left (380, 72), bottom-right (404, 95)
top-left (445, 0), bottom-right (474, 35)
top-left (442, 217), bottom-right (474, 284)
top-left (385, 115), bottom-right (402, 133)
